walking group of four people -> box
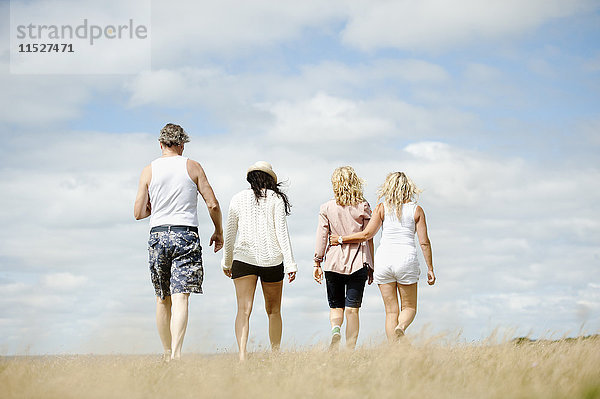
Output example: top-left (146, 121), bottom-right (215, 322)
top-left (134, 124), bottom-right (436, 362)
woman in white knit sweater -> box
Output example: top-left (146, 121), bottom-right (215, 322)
top-left (221, 161), bottom-right (297, 361)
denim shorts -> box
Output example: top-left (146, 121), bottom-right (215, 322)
top-left (324, 266), bottom-right (368, 308)
top-left (148, 229), bottom-right (203, 300)
top-left (231, 260), bottom-right (284, 282)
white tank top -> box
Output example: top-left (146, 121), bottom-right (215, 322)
top-left (148, 156), bottom-right (199, 228)
top-left (379, 202), bottom-right (418, 250)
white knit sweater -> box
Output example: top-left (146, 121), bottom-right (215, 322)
top-left (221, 189), bottom-right (298, 274)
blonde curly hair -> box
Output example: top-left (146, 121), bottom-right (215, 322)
top-left (331, 166), bottom-right (365, 206)
top-left (377, 172), bottom-right (422, 219)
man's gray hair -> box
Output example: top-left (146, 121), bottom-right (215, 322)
top-left (158, 123), bottom-right (190, 147)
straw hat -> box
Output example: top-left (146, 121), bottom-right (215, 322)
top-left (247, 161), bottom-right (277, 183)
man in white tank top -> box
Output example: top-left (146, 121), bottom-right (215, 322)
top-left (134, 123), bottom-right (223, 361)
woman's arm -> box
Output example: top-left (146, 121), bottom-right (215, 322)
top-left (329, 203), bottom-right (384, 245)
top-left (220, 197), bottom-right (239, 277)
top-left (274, 198), bottom-right (298, 282)
top-left (415, 205), bottom-right (435, 285)
top-left (314, 205), bottom-right (329, 263)
top-left (313, 205), bottom-right (329, 284)
top-left (364, 202), bottom-right (375, 284)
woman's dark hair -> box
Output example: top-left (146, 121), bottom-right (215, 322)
top-left (247, 170), bottom-right (291, 215)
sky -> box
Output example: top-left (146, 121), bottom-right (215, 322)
top-left (0, 0), bottom-right (599, 355)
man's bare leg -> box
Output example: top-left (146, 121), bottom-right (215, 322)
top-left (170, 293), bottom-right (190, 360)
top-left (156, 296), bottom-right (172, 360)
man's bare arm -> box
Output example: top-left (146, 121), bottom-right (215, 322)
top-left (134, 165), bottom-right (152, 220)
top-left (187, 159), bottom-right (223, 252)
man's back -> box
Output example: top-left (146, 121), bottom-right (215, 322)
top-left (148, 155), bottom-right (198, 228)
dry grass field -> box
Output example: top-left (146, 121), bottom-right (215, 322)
top-left (1, 335), bottom-right (599, 399)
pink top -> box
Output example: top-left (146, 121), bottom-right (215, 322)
top-left (314, 199), bottom-right (374, 275)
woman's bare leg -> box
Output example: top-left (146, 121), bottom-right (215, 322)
top-left (261, 279), bottom-right (283, 351)
top-left (328, 308), bottom-right (344, 348)
top-left (345, 307), bottom-right (360, 349)
top-left (397, 283), bottom-right (417, 332)
top-left (378, 282), bottom-right (400, 341)
top-left (330, 308), bottom-right (344, 329)
top-left (234, 275), bottom-right (258, 361)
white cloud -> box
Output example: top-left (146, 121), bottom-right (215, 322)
top-left (0, 282), bottom-right (29, 295)
top-left (259, 94), bottom-right (479, 145)
top-left (42, 273), bottom-right (88, 290)
top-left (463, 63), bottom-right (503, 83)
top-left (260, 92), bottom-right (394, 144)
top-left (124, 64), bottom-right (470, 143)
top-left (0, 63), bottom-right (128, 127)
top-left (0, 71), bottom-right (88, 126)
top-left (149, 0), bottom-right (346, 64)
top-left (8, 0), bottom-right (151, 74)
top-left (404, 141), bottom-right (453, 161)
top-left (341, 0), bottom-right (597, 51)
top-left (300, 59), bottom-right (450, 87)
top-left (125, 60), bottom-right (450, 121)
top-left (126, 68), bottom-right (224, 107)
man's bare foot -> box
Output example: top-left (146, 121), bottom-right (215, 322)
top-left (162, 350), bottom-right (172, 364)
top-left (394, 325), bottom-right (405, 340)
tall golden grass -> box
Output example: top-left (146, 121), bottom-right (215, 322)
top-left (1, 335), bottom-right (599, 399)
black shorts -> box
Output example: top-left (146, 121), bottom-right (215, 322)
top-left (324, 266), bottom-right (369, 308)
top-left (231, 260), bottom-right (284, 282)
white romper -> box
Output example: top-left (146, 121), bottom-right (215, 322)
top-left (373, 202), bottom-right (421, 285)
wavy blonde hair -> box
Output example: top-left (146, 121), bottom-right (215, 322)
top-left (331, 166), bottom-right (365, 206)
top-left (377, 172), bottom-right (422, 219)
